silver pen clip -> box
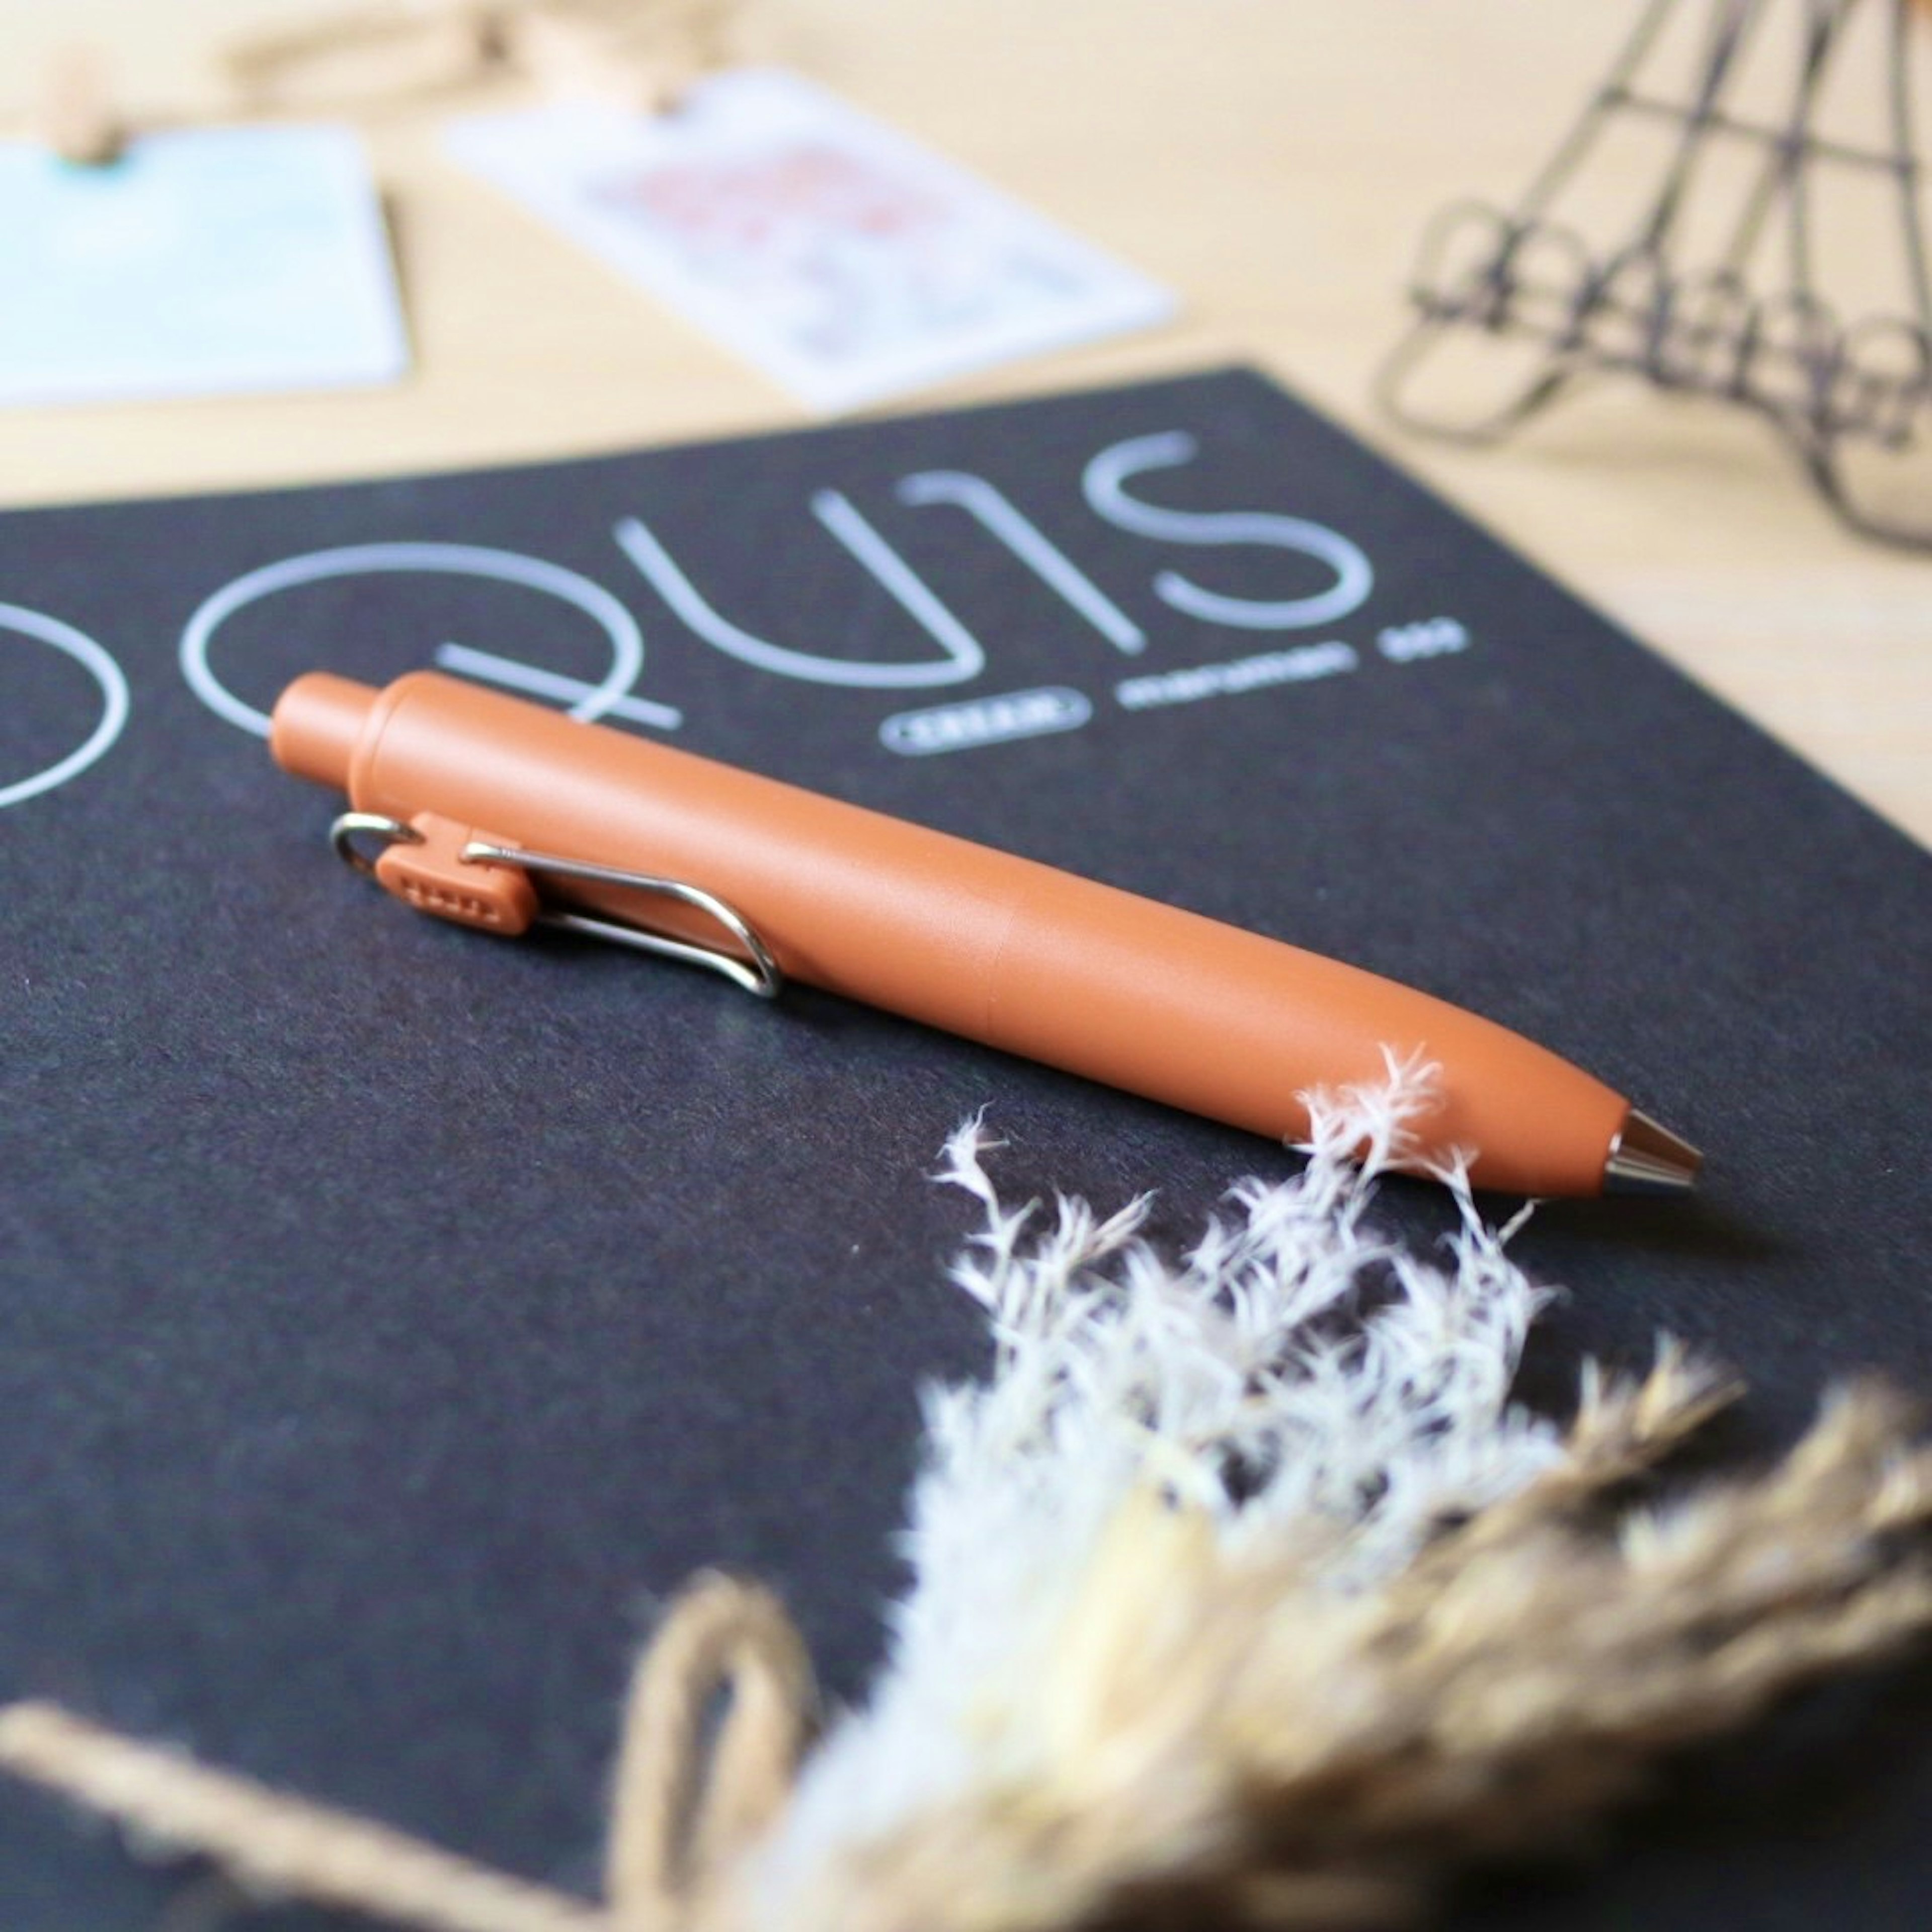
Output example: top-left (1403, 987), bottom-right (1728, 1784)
top-left (330, 811), bottom-right (784, 1001)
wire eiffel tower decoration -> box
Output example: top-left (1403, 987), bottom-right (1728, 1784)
top-left (1378, 0), bottom-right (1932, 550)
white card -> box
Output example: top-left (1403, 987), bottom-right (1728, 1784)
top-left (445, 68), bottom-right (1176, 412)
top-left (0, 124), bottom-right (409, 408)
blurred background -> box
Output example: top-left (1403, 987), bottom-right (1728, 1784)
top-left (1, 0), bottom-right (1928, 845)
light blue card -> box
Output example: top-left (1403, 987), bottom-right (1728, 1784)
top-left (0, 123), bottom-right (410, 407)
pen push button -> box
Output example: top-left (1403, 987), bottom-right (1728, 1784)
top-left (371, 812), bottom-right (540, 936)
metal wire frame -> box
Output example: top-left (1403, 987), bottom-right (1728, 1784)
top-left (1377, 0), bottom-right (1932, 551)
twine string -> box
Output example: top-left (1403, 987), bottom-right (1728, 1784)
top-left (224, 3), bottom-right (505, 111)
top-left (18, 0), bottom-right (739, 156)
top-left (0, 1574), bottom-right (814, 1932)
top-left (606, 1572), bottom-right (816, 1925)
top-left (222, 0), bottom-right (738, 114)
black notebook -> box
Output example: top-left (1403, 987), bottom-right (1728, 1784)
top-left (6, 368), bottom-right (1931, 1929)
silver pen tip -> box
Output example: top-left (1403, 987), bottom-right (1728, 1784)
top-left (1603, 1108), bottom-right (1703, 1196)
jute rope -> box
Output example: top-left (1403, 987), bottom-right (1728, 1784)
top-left (604, 1574), bottom-right (815, 1923)
top-left (6, 1397), bottom-right (1932, 1932)
top-left (24, 0), bottom-right (741, 166)
top-left (222, 0), bottom-right (739, 116)
top-left (0, 1573), bottom-right (814, 1932)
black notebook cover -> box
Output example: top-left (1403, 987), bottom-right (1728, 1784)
top-left (5, 368), bottom-right (1931, 1929)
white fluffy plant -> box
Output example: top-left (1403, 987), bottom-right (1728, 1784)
top-left (6, 1056), bottom-right (1930, 1932)
top-left (762, 1055), bottom-right (1565, 1877)
top-left (732, 1059), bottom-right (1932, 1932)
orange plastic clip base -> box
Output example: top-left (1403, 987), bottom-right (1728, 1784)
top-left (374, 814), bottom-right (539, 937)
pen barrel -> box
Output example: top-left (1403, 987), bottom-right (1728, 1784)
top-left (276, 671), bottom-right (1629, 1195)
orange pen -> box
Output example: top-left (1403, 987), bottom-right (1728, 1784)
top-left (271, 670), bottom-right (1700, 1196)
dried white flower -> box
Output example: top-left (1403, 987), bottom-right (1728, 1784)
top-left (753, 1057), bottom-right (1565, 1904)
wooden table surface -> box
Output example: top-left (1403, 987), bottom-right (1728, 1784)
top-left (3, 0), bottom-right (1927, 846)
